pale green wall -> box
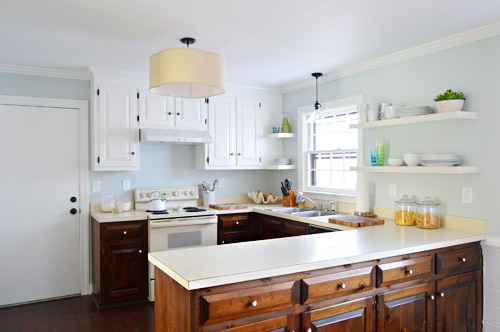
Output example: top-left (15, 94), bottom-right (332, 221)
top-left (283, 35), bottom-right (500, 237)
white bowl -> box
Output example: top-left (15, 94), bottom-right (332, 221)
top-left (435, 100), bottom-right (464, 113)
top-left (388, 158), bottom-right (404, 166)
top-left (403, 154), bottom-right (420, 166)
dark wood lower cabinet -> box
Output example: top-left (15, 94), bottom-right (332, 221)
top-left (303, 297), bottom-right (375, 332)
top-left (92, 218), bottom-right (148, 307)
top-left (377, 282), bottom-right (435, 332)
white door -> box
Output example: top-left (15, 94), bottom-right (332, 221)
top-left (236, 98), bottom-right (261, 166)
top-left (138, 90), bottom-right (175, 128)
top-left (175, 98), bottom-right (207, 130)
top-left (96, 86), bottom-right (139, 170)
top-left (208, 96), bottom-right (236, 166)
top-left (0, 104), bottom-right (81, 306)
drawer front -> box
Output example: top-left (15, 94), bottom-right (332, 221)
top-left (220, 230), bottom-right (251, 244)
top-left (436, 246), bottom-right (481, 274)
top-left (220, 215), bottom-right (251, 229)
top-left (301, 267), bottom-right (373, 304)
top-left (103, 223), bottom-right (144, 241)
top-left (222, 316), bottom-right (288, 332)
top-left (201, 281), bottom-right (298, 325)
top-left (377, 255), bottom-right (433, 287)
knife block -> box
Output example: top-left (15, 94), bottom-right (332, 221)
top-left (282, 189), bottom-right (298, 207)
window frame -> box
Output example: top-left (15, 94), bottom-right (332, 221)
top-left (297, 95), bottom-right (363, 201)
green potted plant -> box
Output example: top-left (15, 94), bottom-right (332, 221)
top-left (434, 89), bottom-right (466, 113)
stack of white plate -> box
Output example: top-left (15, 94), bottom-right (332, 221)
top-left (396, 106), bottom-right (432, 118)
top-left (420, 154), bottom-right (461, 167)
top-left (274, 158), bottom-right (291, 165)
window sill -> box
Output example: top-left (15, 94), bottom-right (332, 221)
top-left (301, 191), bottom-right (357, 204)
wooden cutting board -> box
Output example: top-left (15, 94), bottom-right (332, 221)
top-left (328, 215), bottom-right (385, 227)
top-left (209, 203), bottom-right (248, 210)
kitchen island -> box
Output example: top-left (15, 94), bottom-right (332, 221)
top-left (149, 219), bottom-right (486, 332)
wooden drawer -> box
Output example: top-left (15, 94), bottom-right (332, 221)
top-left (201, 281), bottom-right (298, 325)
top-left (222, 316), bottom-right (289, 332)
top-left (436, 245), bottom-right (481, 274)
top-left (301, 267), bottom-right (373, 304)
top-left (220, 230), bottom-right (252, 244)
top-left (220, 214), bottom-right (251, 229)
top-left (103, 223), bottom-right (145, 241)
top-left (377, 255), bottom-right (433, 287)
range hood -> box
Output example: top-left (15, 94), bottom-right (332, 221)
top-left (140, 129), bottom-right (212, 144)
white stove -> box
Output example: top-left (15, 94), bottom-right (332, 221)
top-left (134, 187), bottom-right (218, 301)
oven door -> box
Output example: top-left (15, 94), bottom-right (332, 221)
top-left (148, 215), bottom-right (217, 301)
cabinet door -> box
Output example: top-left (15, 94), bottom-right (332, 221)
top-left (221, 315), bottom-right (298, 332)
top-left (96, 86), bottom-right (139, 170)
top-left (283, 220), bottom-right (308, 237)
top-left (236, 98), bottom-right (261, 166)
top-left (138, 90), bottom-right (174, 128)
top-left (260, 216), bottom-right (283, 239)
top-left (175, 97), bottom-right (207, 130)
top-left (302, 297), bottom-right (375, 332)
top-left (377, 282), bottom-right (435, 332)
top-left (102, 239), bottom-right (147, 304)
top-left (208, 96), bottom-right (236, 166)
top-left (436, 270), bottom-right (482, 332)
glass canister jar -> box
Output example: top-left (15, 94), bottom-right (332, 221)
top-left (394, 195), bottom-right (417, 226)
top-left (416, 197), bottom-right (441, 229)
top-left (281, 112), bottom-right (291, 133)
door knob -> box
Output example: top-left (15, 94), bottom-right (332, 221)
top-left (70, 208), bottom-right (78, 215)
top-left (70, 196), bottom-right (77, 203)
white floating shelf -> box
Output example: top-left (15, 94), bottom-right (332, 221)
top-left (266, 165), bottom-right (297, 170)
top-left (351, 166), bottom-right (479, 174)
top-left (350, 111), bottom-right (478, 129)
top-left (266, 133), bottom-right (296, 138)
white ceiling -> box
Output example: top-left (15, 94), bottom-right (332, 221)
top-left (1, 0), bottom-right (499, 87)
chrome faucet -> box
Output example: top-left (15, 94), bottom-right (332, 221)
top-left (303, 196), bottom-right (323, 210)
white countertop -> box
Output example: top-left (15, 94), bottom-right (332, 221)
top-left (149, 220), bottom-right (486, 290)
top-left (91, 210), bottom-right (148, 222)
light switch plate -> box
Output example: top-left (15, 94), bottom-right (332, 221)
top-left (218, 178), bottom-right (224, 188)
top-left (462, 187), bottom-right (472, 204)
top-left (389, 183), bottom-right (397, 197)
top-left (92, 180), bottom-right (101, 193)
top-left (123, 179), bottom-right (131, 191)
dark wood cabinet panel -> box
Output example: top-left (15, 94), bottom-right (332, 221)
top-left (260, 216), bottom-right (284, 239)
top-left (92, 218), bottom-right (148, 307)
top-left (436, 245), bottom-right (481, 274)
top-left (221, 315), bottom-right (296, 332)
top-left (302, 297), bottom-right (375, 332)
top-left (283, 220), bottom-right (308, 237)
top-left (436, 270), bottom-right (482, 332)
top-left (377, 255), bottom-right (433, 287)
top-left (377, 282), bottom-right (435, 332)
top-left (218, 213), bottom-right (255, 245)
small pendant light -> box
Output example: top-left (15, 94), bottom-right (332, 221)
top-left (307, 72), bottom-right (323, 124)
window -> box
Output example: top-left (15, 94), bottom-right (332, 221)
top-left (299, 96), bottom-right (362, 196)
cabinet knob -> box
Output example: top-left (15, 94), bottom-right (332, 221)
top-left (176, 112), bottom-right (180, 116)
top-left (70, 196), bottom-right (77, 203)
top-left (307, 329), bottom-right (312, 332)
top-left (138, 250), bottom-right (142, 254)
top-left (430, 295), bottom-right (435, 301)
top-left (340, 283), bottom-right (346, 289)
top-left (123, 231), bottom-right (127, 235)
top-left (236, 221), bottom-right (239, 225)
top-left (237, 153), bottom-right (241, 156)
top-left (222, 241), bottom-right (225, 244)
top-left (462, 257), bottom-right (467, 263)
top-left (251, 300), bottom-right (258, 307)
top-left (131, 152), bottom-right (135, 155)
top-left (168, 112), bottom-right (172, 115)
top-left (70, 208), bottom-right (78, 215)
top-left (406, 268), bottom-right (413, 275)
top-left (230, 153), bottom-right (234, 156)
top-left (440, 292), bottom-right (445, 298)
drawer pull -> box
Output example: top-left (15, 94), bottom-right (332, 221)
top-left (440, 292), bottom-right (445, 298)
top-left (429, 295), bottom-right (435, 301)
top-left (340, 282), bottom-right (346, 289)
top-left (236, 221), bottom-right (239, 225)
top-left (462, 257), bottom-right (467, 263)
top-left (138, 250), bottom-right (142, 253)
top-left (406, 268), bottom-right (413, 275)
top-left (123, 231), bottom-right (127, 235)
top-left (251, 300), bottom-right (258, 307)
top-left (222, 241), bottom-right (225, 244)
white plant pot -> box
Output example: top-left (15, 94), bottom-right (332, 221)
top-left (435, 99), bottom-right (464, 113)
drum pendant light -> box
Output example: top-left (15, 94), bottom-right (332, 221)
top-left (149, 37), bottom-right (226, 98)
top-left (307, 72), bottom-right (323, 124)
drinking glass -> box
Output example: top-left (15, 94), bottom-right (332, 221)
top-left (375, 139), bottom-right (386, 166)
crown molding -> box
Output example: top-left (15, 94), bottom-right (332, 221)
top-left (0, 63), bottom-right (91, 80)
top-left (281, 21), bottom-right (500, 94)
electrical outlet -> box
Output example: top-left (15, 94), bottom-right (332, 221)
top-left (389, 183), bottom-right (397, 197)
top-left (218, 178), bottom-right (224, 188)
top-left (122, 179), bottom-right (131, 191)
top-left (92, 180), bottom-right (101, 193)
top-left (462, 187), bottom-right (472, 204)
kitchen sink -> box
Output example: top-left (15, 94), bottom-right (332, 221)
top-left (267, 207), bottom-right (315, 214)
top-left (290, 210), bottom-right (339, 217)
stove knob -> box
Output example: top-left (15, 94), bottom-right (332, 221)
top-left (173, 191), bottom-right (179, 197)
top-left (146, 192), bottom-right (151, 197)
top-left (184, 191), bottom-right (188, 196)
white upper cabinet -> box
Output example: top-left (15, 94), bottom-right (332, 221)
top-left (236, 98), bottom-right (260, 166)
top-left (208, 97), bottom-right (236, 166)
top-left (138, 90), bottom-right (174, 128)
top-left (94, 86), bottom-right (139, 170)
top-left (175, 98), bottom-right (208, 130)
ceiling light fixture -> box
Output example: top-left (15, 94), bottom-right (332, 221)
top-left (307, 72), bottom-right (323, 124)
top-left (149, 37), bottom-right (226, 98)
